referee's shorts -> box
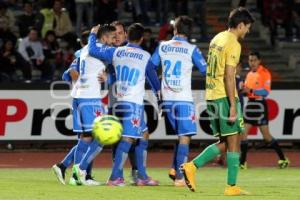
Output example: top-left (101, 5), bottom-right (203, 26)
top-left (244, 98), bottom-right (268, 126)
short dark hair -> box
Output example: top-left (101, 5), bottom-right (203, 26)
top-left (81, 30), bottom-right (90, 45)
top-left (174, 16), bottom-right (193, 37)
top-left (111, 21), bottom-right (126, 33)
top-left (45, 30), bottom-right (56, 38)
top-left (228, 7), bottom-right (255, 28)
top-left (24, 1), bottom-right (33, 7)
top-left (249, 51), bottom-right (261, 59)
top-left (98, 24), bottom-right (116, 38)
top-left (127, 23), bottom-right (144, 42)
top-left (28, 26), bottom-right (38, 33)
top-left (54, 0), bottom-right (62, 4)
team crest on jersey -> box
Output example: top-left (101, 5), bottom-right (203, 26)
top-left (131, 117), bottom-right (140, 127)
top-left (172, 41), bottom-right (182, 46)
top-left (127, 48), bottom-right (135, 51)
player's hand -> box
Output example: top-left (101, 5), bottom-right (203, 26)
top-left (156, 90), bottom-right (162, 101)
top-left (98, 71), bottom-right (107, 83)
top-left (156, 90), bottom-right (163, 117)
top-left (91, 25), bottom-right (100, 34)
top-left (241, 87), bottom-right (251, 94)
top-left (228, 106), bottom-right (237, 123)
top-left (36, 59), bottom-right (43, 65)
top-left (69, 69), bottom-right (79, 81)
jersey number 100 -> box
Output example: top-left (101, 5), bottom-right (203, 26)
top-left (116, 65), bottom-right (140, 86)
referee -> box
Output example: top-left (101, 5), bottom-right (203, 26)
top-left (240, 51), bottom-right (290, 169)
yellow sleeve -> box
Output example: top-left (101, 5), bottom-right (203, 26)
top-left (225, 41), bottom-right (241, 67)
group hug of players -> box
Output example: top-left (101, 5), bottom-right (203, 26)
top-left (52, 7), bottom-right (290, 195)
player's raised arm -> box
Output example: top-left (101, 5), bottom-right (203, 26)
top-left (192, 47), bottom-right (207, 75)
top-left (88, 25), bottom-right (115, 64)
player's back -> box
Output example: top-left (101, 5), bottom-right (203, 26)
top-left (112, 44), bottom-right (150, 105)
top-left (158, 38), bottom-right (197, 102)
top-left (206, 31), bottom-right (241, 100)
top-left (71, 45), bottom-right (106, 98)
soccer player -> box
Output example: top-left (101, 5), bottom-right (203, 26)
top-left (240, 51), bottom-right (290, 169)
top-left (109, 21), bottom-right (140, 183)
top-left (181, 7), bottom-right (254, 195)
top-left (150, 16), bottom-right (207, 186)
top-left (52, 25), bottom-right (116, 186)
top-left (214, 61), bottom-right (244, 166)
top-left (88, 23), bottom-right (161, 186)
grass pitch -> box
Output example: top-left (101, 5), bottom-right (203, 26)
top-left (0, 168), bottom-right (299, 200)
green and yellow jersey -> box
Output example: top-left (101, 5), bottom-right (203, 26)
top-left (205, 31), bottom-right (241, 100)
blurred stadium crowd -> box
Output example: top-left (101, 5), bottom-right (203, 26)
top-left (0, 0), bottom-right (300, 83)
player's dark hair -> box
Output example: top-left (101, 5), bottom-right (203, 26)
top-left (97, 24), bottom-right (116, 38)
top-left (174, 16), bottom-right (193, 37)
top-left (249, 51), bottom-right (261, 60)
top-left (249, 51), bottom-right (261, 59)
top-left (28, 26), bottom-right (38, 33)
top-left (23, 1), bottom-right (33, 7)
top-left (127, 23), bottom-right (144, 42)
top-left (54, 0), bottom-right (62, 4)
top-left (45, 30), bottom-right (56, 38)
top-left (228, 7), bottom-right (255, 28)
top-left (111, 21), bottom-right (126, 33)
top-left (81, 30), bottom-right (90, 45)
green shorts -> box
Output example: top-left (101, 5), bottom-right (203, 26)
top-left (206, 97), bottom-right (244, 137)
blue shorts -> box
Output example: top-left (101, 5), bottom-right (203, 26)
top-left (114, 101), bottom-right (145, 138)
top-left (73, 98), bottom-right (106, 133)
top-left (163, 101), bottom-right (197, 136)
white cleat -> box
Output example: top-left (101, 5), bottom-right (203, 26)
top-left (85, 178), bottom-right (101, 186)
top-left (52, 164), bottom-right (65, 185)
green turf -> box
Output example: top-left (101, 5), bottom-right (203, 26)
top-left (1, 168), bottom-right (300, 200)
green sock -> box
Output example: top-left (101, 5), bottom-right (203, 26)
top-left (226, 152), bottom-right (240, 186)
top-left (192, 144), bottom-right (221, 168)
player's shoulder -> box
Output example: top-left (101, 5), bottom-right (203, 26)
top-left (141, 48), bottom-right (151, 58)
top-left (79, 45), bottom-right (88, 56)
top-left (135, 47), bottom-right (151, 59)
top-left (115, 45), bottom-right (150, 59)
top-left (213, 31), bottom-right (240, 47)
top-left (260, 65), bottom-right (271, 75)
